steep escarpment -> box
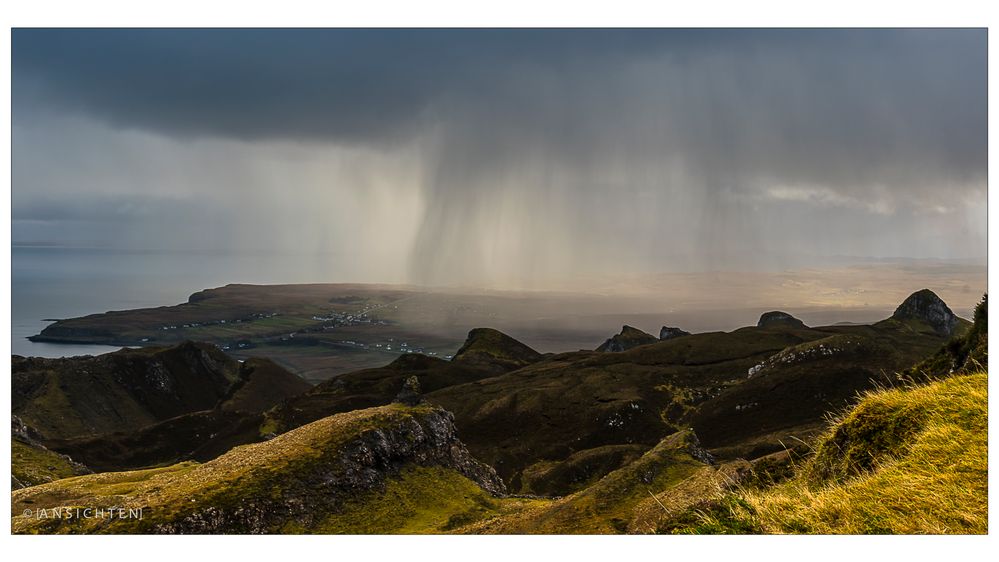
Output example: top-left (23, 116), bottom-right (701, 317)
top-left (12, 404), bottom-right (505, 534)
top-left (12, 342), bottom-right (241, 440)
top-left (44, 358), bottom-right (311, 472)
top-left (13, 343), bottom-right (309, 471)
top-left (12, 343), bottom-right (309, 444)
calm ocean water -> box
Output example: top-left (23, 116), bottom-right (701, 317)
top-left (10, 246), bottom-right (343, 358)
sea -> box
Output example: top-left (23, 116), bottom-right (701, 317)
top-left (10, 246), bottom-right (341, 358)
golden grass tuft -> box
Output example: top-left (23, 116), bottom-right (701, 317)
top-left (694, 372), bottom-right (987, 534)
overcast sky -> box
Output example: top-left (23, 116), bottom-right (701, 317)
top-left (11, 29), bottom-right (987, 287)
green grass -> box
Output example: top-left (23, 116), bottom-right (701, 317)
top-left (682, 372), bottom-right (987, 534)
top-left (12, 441), bottom-right (89, 487)
top-left (311, 466), bottom-right (507, 534)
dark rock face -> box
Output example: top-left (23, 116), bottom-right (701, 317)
top-left (892, 289), bottom-right (958, 336)
top-left (596, 325), bottom-right (659, 352)
top-left (152, 407), bottom-right (506, 534)
top-left (757, 311), bottom-right (806, 330)
top-left (659, 326), bottom-right (691, 340)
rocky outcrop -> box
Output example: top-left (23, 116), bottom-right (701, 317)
top-left (596, 325), bottom-right (659, 352)
top-left (892, 289), bottom-right (958, 336)
top-left (757, 311), bottom-right (806, 330)
top-left (12, 404), bottom-right (506, 534)
top-left (659, 326), bottom-right (691, 340)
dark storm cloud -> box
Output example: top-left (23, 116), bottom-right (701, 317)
top-left (12, 28), bottom-right (679, 142)
top-left (11, 29), bottom-right (987, 285)
top-left (13, 29), bottom-right (984, 149)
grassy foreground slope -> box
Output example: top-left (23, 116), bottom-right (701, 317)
top-left (666, 372), bottom-right (987, 534)
top-left (12, 403), bottom-right (507, 534)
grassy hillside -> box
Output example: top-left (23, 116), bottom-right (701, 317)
top-left (12, 289), bottom-right (979, 535)
top-left (662, 372), bottom-right (987, 534)
top-left (11, 372), bottom-right (987, 534)
top-left (12, 440), bottom-right (91, 488)
top-left (11, 403), bottom-right (506, 534)
top-left (463, 430), bottom-right (716, 534)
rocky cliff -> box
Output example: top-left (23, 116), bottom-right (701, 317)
top-left (891, 289), bottom-right (959, 336)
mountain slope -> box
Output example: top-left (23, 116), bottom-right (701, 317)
top-left (28, 331), bottom-right (522, 475)
top-left (20, 290), bottom-right (963, 502)
top-left (427, 293), bottom-right (954, 492)
top-left (13, 343), bottom-right (310, 472)
top-left (43, 358), bottom-right (311, 473)
top-left (12, 403), bottom-right (506, 534)
top-left (12, 342), bottom-right (241, 440)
